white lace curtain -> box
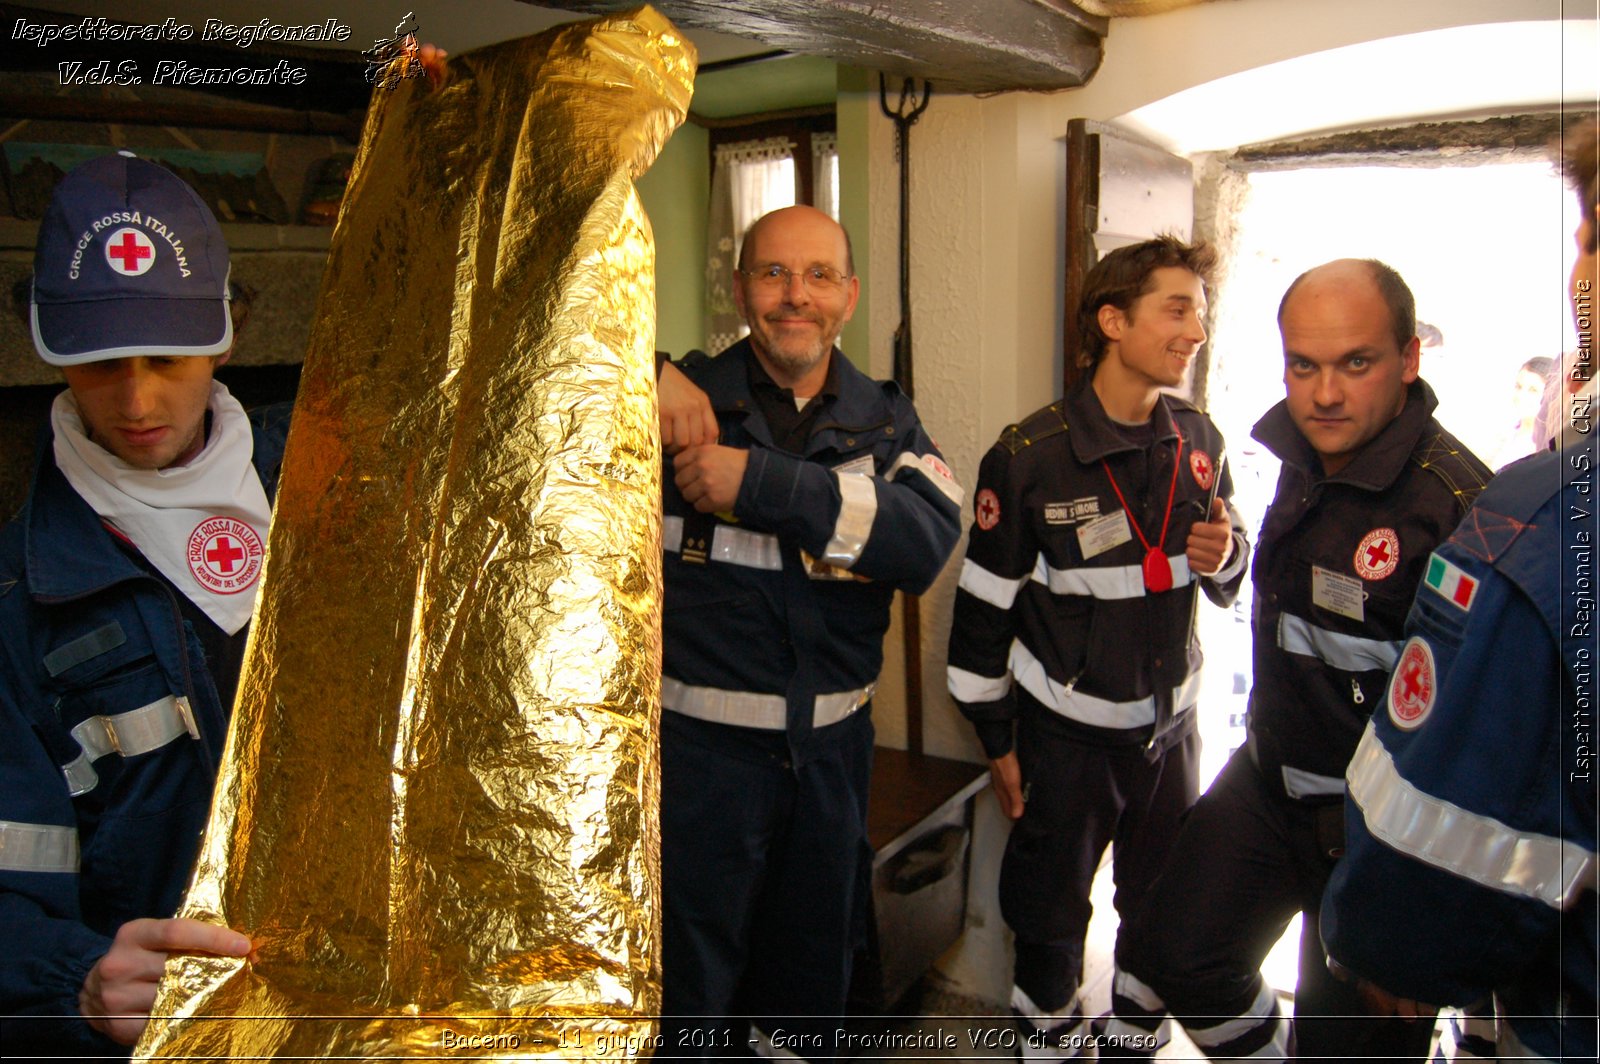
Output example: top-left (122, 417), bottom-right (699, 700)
top-left (705, 137), bottom-right (797, 355)
top-left (812, 132), bottom-right (839, 224)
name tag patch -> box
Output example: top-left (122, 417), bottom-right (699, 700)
top-left (1076, 510), bottom-right (1132, 560)
top-left (1312, 564), bottom-right (1365, 623)
top-left (1045, 497), bottom-right (1100, 526)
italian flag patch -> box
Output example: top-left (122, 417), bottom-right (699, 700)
top-left (1424, 552), bottom-right (1477, 612)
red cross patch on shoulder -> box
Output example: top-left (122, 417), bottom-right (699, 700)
top-left (1354, 527), bottom-right (1400, 581)
top-left (1189, 449), bottom-right (1214, 491)
top-left (1388, 637), bottom-right (1436, 730)
top-left (188, 517), bottom-right (264, 595)
top-left (975, 488), bottom-right (1001, 531)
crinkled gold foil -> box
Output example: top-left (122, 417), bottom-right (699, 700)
top-left (135, 8), bottom-right (693, 1059)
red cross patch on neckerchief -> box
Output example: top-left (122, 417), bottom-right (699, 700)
top-left (1353, 527), bottom-right (1400, 581)
top-left (1388, 637), bottom-right (1436, 730)
top-left (188, 517), bottom-right (264, 595)
top-left (975, 488), bottom-right (1001, 531)
top-left (105, 227), bottom-right (156, 276)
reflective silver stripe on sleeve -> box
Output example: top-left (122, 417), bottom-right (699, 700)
top-left (958, 558), bottom-right (1030, 610)
top-left (1347, 724), bottom-right (1599, 909)
top-left (1032, 553), bottom-right (1194, 601)
top-left (1278, 613), bottom-right (1404, 673)
top-left (1213, 531), bottom-right (1247, 583)
top-left (948, 664), bottom-right (1012, 703)
top-left (822, 472), bottom-right (878, 568)
top-left (69, 695), bottom-right (198, 761)
top-left (1010, 641), bottom-right (1201, 729)
top-left (0, 820), bottom-right (79, 873)
top-left (1281, 764), bottom-right (1347, 800)
top-left (885, 450), bottom-right (964, 507)
top-left (662, 515), bottom-right (781, 571)
top-left (61, 694), bottom-right (200, 793)
top-left (662, 677), bottom-right (874, 731)
top-left (62, 695), bottom-right (199, 796)
top-left (61, 753), bottom-right (97, 798)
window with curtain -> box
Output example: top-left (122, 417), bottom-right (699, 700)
top-left (705, 137), bottom-right (798, 355)
top-left (811, 132), bottom-right (839, 224)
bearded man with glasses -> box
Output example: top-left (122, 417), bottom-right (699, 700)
top-left (654, 205), bottom-right (963, 1060)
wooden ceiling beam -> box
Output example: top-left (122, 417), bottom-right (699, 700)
top-left (527, 0), bottom-right (1107, 93)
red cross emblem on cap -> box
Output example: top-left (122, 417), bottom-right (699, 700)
top-left (1388, 637), bottom-right (1435, 729)
top-left (1354, 527), bottom-right (1400, 581)
top-left (975, 488), bottom-right (1001, 531)
top-left (1189, 449), bottom-right (1214, 491)
top-left (105, 227), bottom-right (156, 276)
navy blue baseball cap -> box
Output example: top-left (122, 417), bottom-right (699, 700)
top-left (31, 151), bottom-right (232, 365)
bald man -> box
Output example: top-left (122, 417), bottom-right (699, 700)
top-left (1107, 260), bottom-right (1490, 1062)
top-left (656, 206), bottom-right (962, 1059)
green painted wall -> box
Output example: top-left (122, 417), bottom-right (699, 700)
top-left (836, 65), bottom-right (873, 371)
top-left (691, 54), bottom-right (839, 119)
top-left (639, 121), bottom-right (710, 358)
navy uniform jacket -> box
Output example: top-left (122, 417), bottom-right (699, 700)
top-left (660, 340), bottom-right (962, 765)
top-left (0, 404), bottom-right (289, 1057)
top-left (1247, 381), bottom-right (1490, 800)
top-left (947, 381), bottom-right (1249, 756)
top-left (1323, 443), bottom-right (1598, 1063)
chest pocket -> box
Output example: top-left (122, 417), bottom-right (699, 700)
top-left (45, 622), bottom-right (198, 799)
top-left (808, 420), bottom-right (896, 471)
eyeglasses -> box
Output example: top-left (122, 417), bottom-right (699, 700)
top-left (739, 263), bottom-right (851, 294)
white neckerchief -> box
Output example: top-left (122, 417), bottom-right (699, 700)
top-left (52, 381), bottom-right (271, 635)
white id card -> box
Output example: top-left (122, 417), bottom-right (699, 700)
top-left (1076, 510), bottom-right (1132, 560)
top-left (1312, 565), bottom-right (1365, 623)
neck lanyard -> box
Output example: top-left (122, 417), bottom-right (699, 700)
top-left (1100, 425), bottom-right (1183, 593)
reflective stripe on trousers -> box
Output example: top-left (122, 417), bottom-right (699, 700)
top-left (662, 677), bottom-right (873, 731)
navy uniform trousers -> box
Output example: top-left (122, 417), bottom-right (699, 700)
top-left (659, 708), bottom-right (874, 1061)
top-left (1111, 744), bottom-right (1435, 1062)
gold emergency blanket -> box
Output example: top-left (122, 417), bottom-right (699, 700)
top-left (135, 8), bottom-right (693, 1059)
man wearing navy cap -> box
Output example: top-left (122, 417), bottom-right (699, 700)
top-left (0, 152), bottom-right (280, 1055)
